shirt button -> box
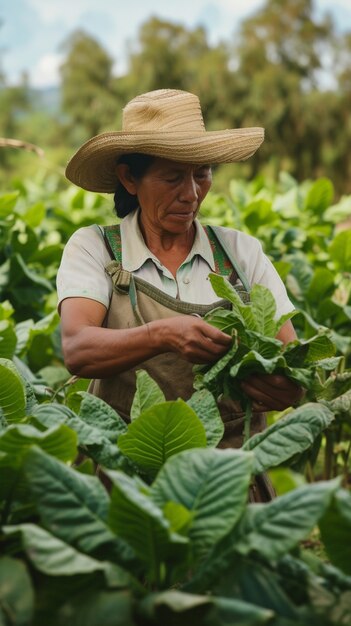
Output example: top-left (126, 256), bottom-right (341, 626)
top-left (183, 277), bottom-right (190, 284)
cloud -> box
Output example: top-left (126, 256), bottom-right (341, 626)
top-left (30, 53), bottom-right (63, 87)
top-left (26, 0), bottom-right (102, 24)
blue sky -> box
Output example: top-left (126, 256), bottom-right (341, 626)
top-left (2, 0), bottom-right (351, 87)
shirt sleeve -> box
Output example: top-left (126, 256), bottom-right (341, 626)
top-left (56, 225), bottom-right (112, 312)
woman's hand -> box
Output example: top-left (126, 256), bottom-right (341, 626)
top-left (158, 315), bottom-right (232, 364)
top-left (240, 373), bottom-right (305, 412)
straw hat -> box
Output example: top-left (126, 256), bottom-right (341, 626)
top-left (65, 89), bottom-right (264, 193)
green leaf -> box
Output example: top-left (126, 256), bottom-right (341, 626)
top-left (284, 333), bottom-right (335, 367)
top-left (230, 350), bottom-right (287, 379)
top-left (10, 253), bottom-right (53, 291)
top-left (329, 230), bottom-right (351, 272)
top-left (163, 501), bottom-right (194, 534)
top-left (50, 589), bottom-right (134, 626)
top-left (187, 389), bottom-right (224, 447)
top-left (130, 369), bottom-right (165, 420)
top-left (306, 268), bottom-right (335, 303)
top-left (118, 400), bottom-right (207, 473)
top-left (209, 273), bottom-right (257, 330)
top-left (234, 479), bottom-right (340, 560)
top-left (21, 201), bottom-right (46, 228)
top-left (327, 389), bottom-right (351, 415)
top-left (108, 470), bottom-right (188, 579)
top-left (0, 191), bottom-right (20, 217)
top-left (139, 589), bottom-right (273, 626)
top-left (250, 283), bottom-right (277, 337)
top-left (77, 391), bottom-right (128, 439)
top-left (0, 557), bottom-right (34, 626)
top-left (0, 423), bottom-right (78, 463)
top-left (0, 358), bottom-right (26, 422)
top-left (15, 310), bottom-right (59, 356)
top-left (243, 403), bottom-right (334, 474)
top-left (319, 489), bottom-right (351, 575)
top-left (151, 448), bottom-right (253, 559)
top-left (32, 402), bottom-right (123, 469)
top-left (3, 524), bottom-right (129, 584)
top-left (23, 447), bottom-right (137, 571)
top-left (0, 320), bottom-right (17, 358)
top-left (0, 453), bottom-right (28, 504)
top-left (304, 178), bottom-right (334, 215)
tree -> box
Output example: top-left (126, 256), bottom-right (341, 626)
top-left (227, 0), bottom-right (338, 180)
top-left (125, 17), bottom-right (233, 125)
top-left (60, 30), bottom-right (121, 138)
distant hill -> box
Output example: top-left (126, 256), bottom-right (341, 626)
top-left (29, 86), bottom-right (61, 116)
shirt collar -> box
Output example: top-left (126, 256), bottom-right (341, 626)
top-left (120, 208), bottom-right (215, 272)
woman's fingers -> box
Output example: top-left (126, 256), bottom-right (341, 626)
top-left (169, 316), bottom-right (232, 363)
top-left (240, 373), bottom-right (304, 412)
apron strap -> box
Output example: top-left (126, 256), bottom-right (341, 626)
top-left (204, 225), bottom-right (251, 293)
top-left (102, 222), bottom-right (251, 314)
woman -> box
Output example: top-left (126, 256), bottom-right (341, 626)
top-left (58, 89), bottom-right (302, 497)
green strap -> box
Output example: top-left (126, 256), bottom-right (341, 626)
top-left (104, 224), bottom-right (122, 263)
top-left (103, 223), bottom-right (251, 304)
top-left (205, 225), bottom-right (251, 293)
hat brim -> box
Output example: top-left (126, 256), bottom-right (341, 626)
top-left (65, 128), bottom-right (264, 193)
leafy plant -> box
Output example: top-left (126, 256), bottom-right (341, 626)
top-left (194, 274), bottom-right (339, 443)
top-left (1, 360), bottom-right (351, 625)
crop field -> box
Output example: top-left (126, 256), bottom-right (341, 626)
top-left (1, 172), bottom-right (351, 625)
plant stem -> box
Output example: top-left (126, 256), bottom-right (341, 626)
top-left (323, 429), bottom-right (334, 481)
top-left (244, 400), bottom-right (253, 445)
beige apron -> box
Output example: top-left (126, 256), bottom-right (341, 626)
top-left (89, 225), bottom-right (275, 501)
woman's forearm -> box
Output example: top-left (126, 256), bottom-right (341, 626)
top-left (62, 321), bottom-right (167, 378)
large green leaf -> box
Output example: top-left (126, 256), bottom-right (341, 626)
top-left (208, 273), bottom-right (257, 329)
top-left (3, 524), bottom-right (129, 584)
top-left (0, 557), bottom-right (34, 626)
top-left (329, 230), bottom-right (351, 272)
top-left (0, 191), bottom-right (20, 217)
top-left (304, 178), bottom-right (334, 215)
top-left (75, 391), bottom-right (128, 439)
top-left (130, 369), bottom-right (165, 420)
top-left (0, 452), bottom-right (28, 505)
top-left (234, 479), bottom-right (340, 560)
top-left (250, 283), bottom-right (277, 337)
top-left (306, 267), bottom-right (335, 303)
top-left (23, 447), bottom-right (138, 572)
top-left (31, 402), bottom-right (123, 468)
top-left (187, 389), bottom-right (224, 447)
top-left (243, 403), bottom-right (334, 474)
top-left (139, 589), bottom-right (273, 626)
top-left (326, 389), bottom-right (351, 416)
top-left (50, 589), bottom-right (134, 626)
top-left (118, 400), bottom-right (207, 473)
top-left (15, 310), bottom-right (59, 356)
top-left (0, 358), bottom-right (26, 422)
top-left (151, 448), bottom-right (253, 559)
top-left (319, 489), bottom-right (351, 575)
top-left (0, 319), bottom-right (17, 358)
top-left (0, 423), bottom-right (78, 463)
top-left (108, 471), bottom-right (188, 580)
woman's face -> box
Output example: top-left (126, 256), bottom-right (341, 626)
top-left (121, 157), bottom-right (212, 235)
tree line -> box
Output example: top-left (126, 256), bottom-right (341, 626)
top-left (1, 0), bottom-right (351, 195)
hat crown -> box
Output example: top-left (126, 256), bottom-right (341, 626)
top-left (122, 89), bottom-right (206, 133)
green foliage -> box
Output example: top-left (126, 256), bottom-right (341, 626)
top-left (0, 361), bottom-right (350, 625)
top-left (60, 30), bottom-right (120, 137)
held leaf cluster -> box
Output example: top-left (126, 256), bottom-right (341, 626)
top-left (194, 274), bottom-right (339, 414)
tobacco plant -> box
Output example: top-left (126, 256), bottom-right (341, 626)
top-left (1, 359), bottom-right (351, 625)
top-left (194, 274), bottom-right (340, 443)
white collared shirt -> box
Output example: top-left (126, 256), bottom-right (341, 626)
top-left (56, 208), bottom-right (294, 317)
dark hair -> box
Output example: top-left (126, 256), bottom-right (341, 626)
top-left (114, 153), bottom-right (155, 218)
